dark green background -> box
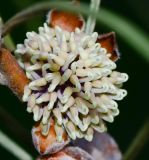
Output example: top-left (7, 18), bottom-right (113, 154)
top-left (0, 0), bottom-right (148, 159)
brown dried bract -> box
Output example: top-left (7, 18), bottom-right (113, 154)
top-left (32, 119), bottom-right (70, 155)
top-left (48, 10), bottom-right (84, 32)
top-left (37, 147), bottom-right (94, 160)
top-left (0, 48), bottom-right (29, 99)
top-left (38, 151), bottom-right (76, 160)
top-left (97, 32), bottom-right (120, 61)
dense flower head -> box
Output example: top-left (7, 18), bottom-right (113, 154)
top-left (15, 23), bottom-right (128, 141)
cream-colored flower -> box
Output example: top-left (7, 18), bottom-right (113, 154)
top-left (15, 23), bottom-right (128, 141)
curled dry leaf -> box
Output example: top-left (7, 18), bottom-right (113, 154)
top-left (73, 132), bottom-right (122, 160)
top-left (0, 48), bottom-right (29, 99)
top-left (32, 119), bottom-right (70, 155)
top-left (97, 32), bottom-right (120, 62)
top-left (37, 147), bottom-right (94, 160)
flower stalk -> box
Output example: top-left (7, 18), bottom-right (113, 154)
top-left (85, 0), bottom-right (101, 34)
top-left (0, 17), bottom-right (15, 51)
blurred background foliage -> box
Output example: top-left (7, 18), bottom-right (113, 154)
top-left (0, 0), bottom-right (148, 159)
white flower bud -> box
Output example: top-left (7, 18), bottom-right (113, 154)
top-left (29, 78), bottom-right (47, 88)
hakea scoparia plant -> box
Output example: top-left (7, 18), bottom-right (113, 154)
top-left (0, 0), bottom-right (128, 159)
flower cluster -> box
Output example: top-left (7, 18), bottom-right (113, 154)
top-left (15, 23), bottom-right (128, 141)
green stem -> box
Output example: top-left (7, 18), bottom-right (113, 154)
top-left (85, 0), bottom-right (101, 34)
top-left (0, 17), bottom-right (3, 47)
top-left (3, 35), bottom-right (15, 51)
top-left (0, 130), bottom-right (33, 160)
top-left (0, 107), bottom-right (32, 149)
top-left (0, 17), bottom-right (15, 50)
top-left (123, 119), bottom-right (149, 160)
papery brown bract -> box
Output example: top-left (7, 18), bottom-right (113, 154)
top-left (37, 152), bottom-right (76, 160)
top-left (37, 147), bottom-right (94, 160)
top-left (48, 10), bottom-right (85, 32)
top-left (32, 119), bottom-right (70, 155)
top-left (47, 0), bottom-right (84, 33)
top-left (97, 32), bottom-right (120, 61)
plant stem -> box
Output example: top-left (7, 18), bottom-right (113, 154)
top-left (0, 17), bottom-right (15, 50)
top-left (0, 17), bottom-right (3, 47)
top-left (3, 35), bottom-right (15, 51)
top-left (85, 0), bottom-right (101, 34)
top-left (123, 119), bottom-right (149, 160)
top-left (0, 130), bottom-right (33, 160)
